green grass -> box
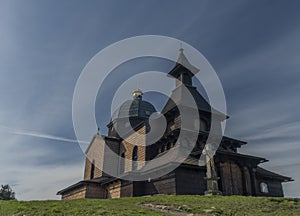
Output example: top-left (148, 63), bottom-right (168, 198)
top-left (0, 195), bottom-right (299, 216)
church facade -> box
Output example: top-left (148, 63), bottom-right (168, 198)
top-left (57, 50), bottom-right (292, 200)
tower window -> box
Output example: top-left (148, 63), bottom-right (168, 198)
top-left (90, 159), bottom-right (95, 179)
top-left (194, 118), bottom-right (208, 132)
top-left (119, 153), bottom-right (125, 174)
top-left (200, 119), bottom-right (208, 132)
top-left (132, 146), bottom-right (138, 171)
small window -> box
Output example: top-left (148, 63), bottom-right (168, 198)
top-left (90, 159), bottom-right (95, 179)
top-left (132, 146), bottom-right (138, 171)
top-left (195, 118), bottom-right (209, 132)
top-left (260, 182), bottom-right (269, 193)
top-left (200, 119), bottom-right (208, 132)
top-left (119, 153), bottom-right (125, 174)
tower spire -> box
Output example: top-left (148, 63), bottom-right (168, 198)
top-left (168, 49), bottom-right (199, 87)
top-left (176, 48), bottom-right (199, 75)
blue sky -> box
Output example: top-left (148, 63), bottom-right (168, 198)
top-left (0, 0), bottom-right (299, 200)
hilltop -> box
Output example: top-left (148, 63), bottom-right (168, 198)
top-left (0, 195), bottom-right (299, 215)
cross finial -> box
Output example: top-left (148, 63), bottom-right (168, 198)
top-left (132, 88), bottom-right (143, 99)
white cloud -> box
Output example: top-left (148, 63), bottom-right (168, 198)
top-left (6, 164), bottom-right (83, 200)
top-left (0, 125), bottom-right (89, 145)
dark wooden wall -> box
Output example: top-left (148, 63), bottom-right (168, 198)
top-left (175, 166), bottom-right (207, 195)
top-left (143, 173), bottom-right (176, 196)
top-left (219, 161), bottom-right (243, 195)
top-left (120, 181), bottom-right (133, 197)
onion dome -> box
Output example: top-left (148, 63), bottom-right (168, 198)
top-left (111, 89), bottom-right (156, 120)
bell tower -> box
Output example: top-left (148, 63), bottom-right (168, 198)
top-left (168, 48), bottom-right (199, 87)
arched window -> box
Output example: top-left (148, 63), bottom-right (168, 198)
top-left (119, 153), bottom-right (125, 174)
top-left (132, 146), bottom-right (138, 171)
top-left (90, 159), bottom-right (95, 179)
top-left (194, 118), bottom-right (209, 132)
top-left (260, 182), bottom-right (269, 193)
top-left (200, 118), bottom-right (208, 132)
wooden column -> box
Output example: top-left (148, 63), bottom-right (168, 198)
top-left (251, 168), bottom-right (259, 196)
top-left (241, 166), bottom-right (252, 196)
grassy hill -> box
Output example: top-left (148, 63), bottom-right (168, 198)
top-left (0, 195), bottom-right (299, 216)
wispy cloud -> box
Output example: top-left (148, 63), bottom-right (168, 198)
top-left (243, 122), bottom-right (300, 141)
top-left (0, 0), bottom-right (299, 200)
top-left (0, 125), bottom-right (89, 145)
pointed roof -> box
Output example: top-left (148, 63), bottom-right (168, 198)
top-left (161, 85), bottom-right (211, 114)
top-left (168, 48), bottom-right (199, 79)
top-left (256, 167), bottom-right (294, 182)
top-left (162, 49), bottom-right (228, 119)
top-left (176, 48), bottom-right (199, 74)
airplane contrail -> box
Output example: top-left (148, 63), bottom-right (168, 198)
top-left (0, 125), bottom-right (89, 145)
